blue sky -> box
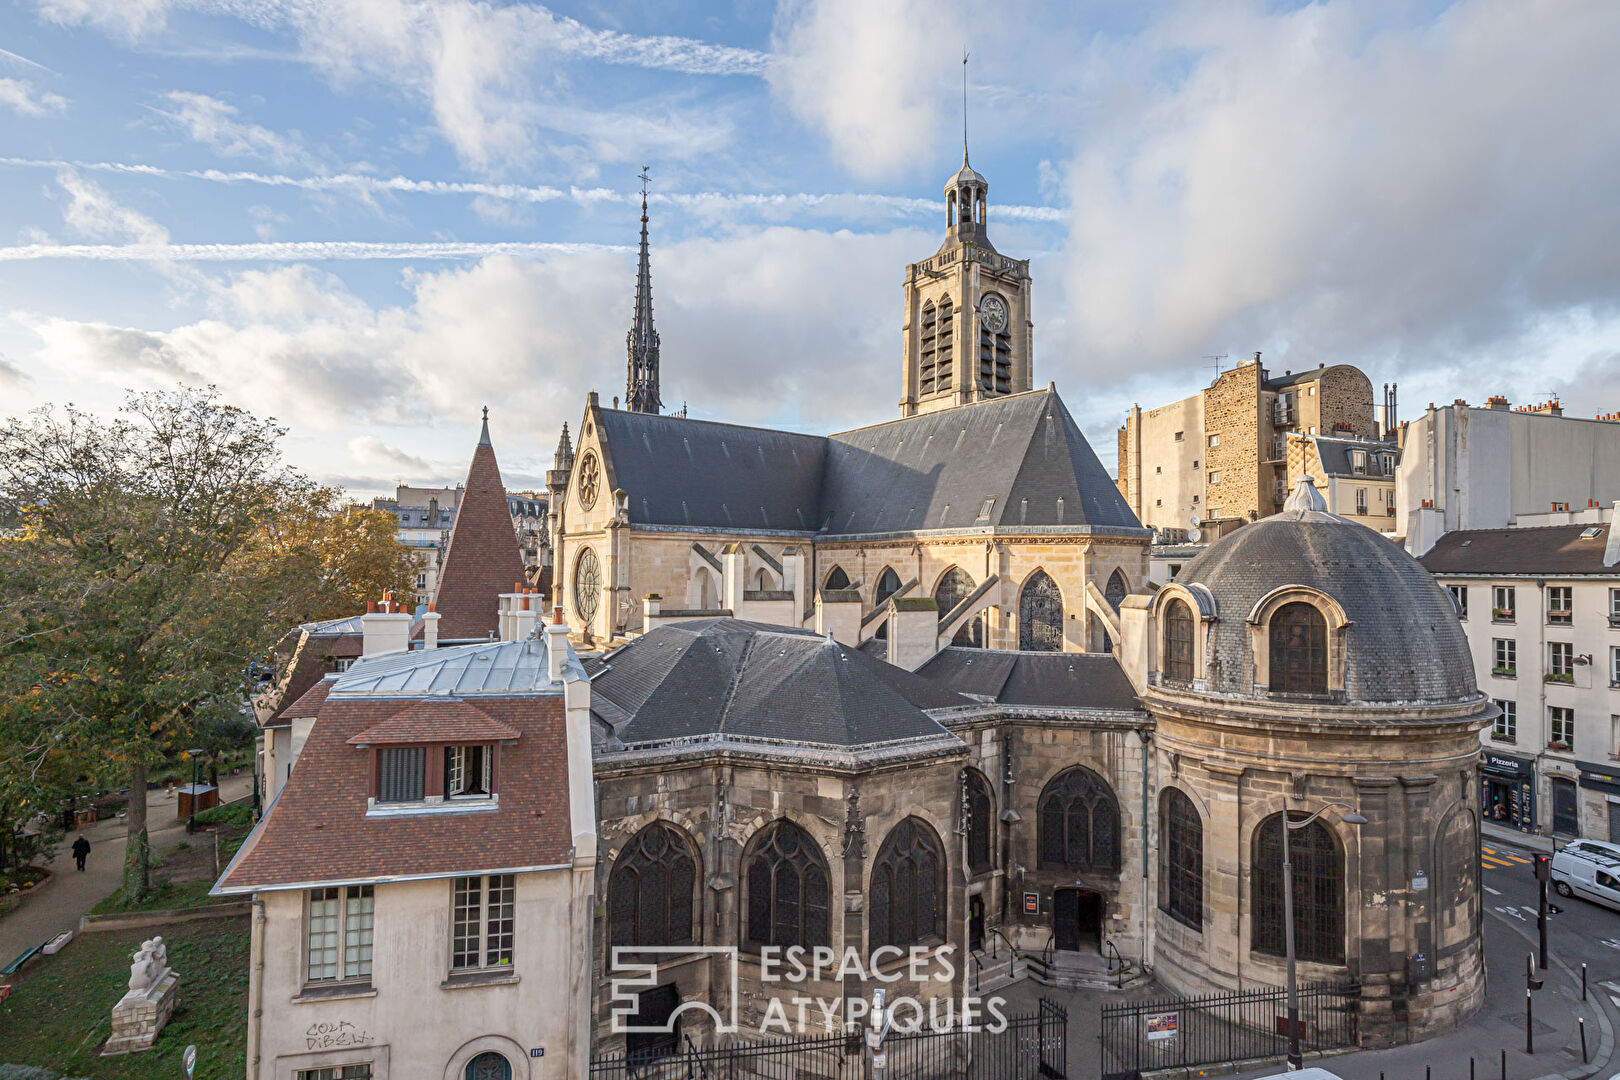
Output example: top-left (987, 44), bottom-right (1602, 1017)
top-left (2, 0), bottom-right (1618, 497)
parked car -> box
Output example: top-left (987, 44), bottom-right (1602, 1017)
top-left (1550, 842), bottom-right (1620, 910)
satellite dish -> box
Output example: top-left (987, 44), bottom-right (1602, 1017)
top-left (1190, 515), bottom-right (1201, 529)
top-left (1188, 528), bottom-right (1202, 543)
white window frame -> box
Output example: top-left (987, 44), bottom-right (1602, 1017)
top-left (1447, 584), bottom-right (1468, 620)
top-left (1548, 585), bottom-right (1573, 624)
top-left (1550, 706), bottom-right (1575, 750)
top-left (1611, 715), bottom-right (1620, 761)
top-left (1493, 638), bottom-right (1517, 675)
top-left (445, 745), bottom-right (494, 800)
top-left (1355, 488), bottom-right (1368, 515)
top-left (305, 884), bottom-right (375, 985)
top-left (451, 874), bottom-right (516, 972)
top-left (1611, 646), bottom-right (1620, 688)
top-left (1493, 586), bottom-right (1516, 621)
top-left (1492, 699), bottom-right (1516, 743)
top-left (1208, 434), bottom-right (1221, 448)
top-left (1610, 587), bottom-right (1620, 621)
top-left (1208, 470), bottom-right (1221, 484)
top-left (297, 1067), bottom-right (373, 1080)
top-left (1550, 641), bottom-right (1575, 679)
top-left (1351, 450), bottom-right (1367, 475)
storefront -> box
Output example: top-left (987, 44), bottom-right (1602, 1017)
top-left (1482, 751), bottom-right (1536, 832)
top-left (1578, 761), bottom-right (1620, 842)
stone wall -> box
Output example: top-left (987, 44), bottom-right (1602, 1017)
top-left (1202, 363), bottom-right (1264, 523)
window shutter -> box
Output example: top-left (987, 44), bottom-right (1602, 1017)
top-left (379, 747), bottom-right (424, 802)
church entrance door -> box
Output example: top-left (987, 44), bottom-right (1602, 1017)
top-left (625, 983), bottom-right (681, 1059)
top-left (1053, 888), bottom-right (1103, 953)
top-left (969, 894), bottom-right (985, 951)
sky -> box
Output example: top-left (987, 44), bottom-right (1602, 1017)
top-left (1, 0), bottom-right (1618, 499)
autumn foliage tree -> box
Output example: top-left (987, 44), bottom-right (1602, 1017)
top-left (0, 386), bottom-right (382, 898)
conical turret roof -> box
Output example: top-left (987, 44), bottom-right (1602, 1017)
top-left (432, 411), bottom-right (527, 641)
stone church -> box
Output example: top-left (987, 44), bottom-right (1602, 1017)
top-left (552, 144), bottom-right (1494, 1049)
top-left (545, 148), bottom-right (1147, 659)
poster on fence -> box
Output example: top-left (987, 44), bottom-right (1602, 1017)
top-left (1145, 1013), bottom-right (1178, 1041)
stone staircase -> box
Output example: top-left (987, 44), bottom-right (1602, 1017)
top-left (968, 945), bottom-right (1150, 993)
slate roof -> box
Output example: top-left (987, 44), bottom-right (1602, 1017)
top-left (1175, 508), bottom-right (1477, 703)
top-left (1421, 524), bottom-right (1619, 576)
top-left (346, 701), bottom-right (522, 746)
top-left (594, 409), bottom-right (826, 533)
top-left (1303, 435), bottom-right (1399, 478)
top-left (267, 625), bottom-right (364, 723)
top-left (1266, 364), bottom-right (1341, 389)
top-left (590, 387), bottom-right (1145, 537)
top-left (333, 637), bottom-right (565, 696)
top-left (915, 648), bottom-right (1141, 710)
top-left (433, 420), bottom-right (528, 641)
top-left (587, 619), bottom-right (966, 749)
top-left (215, 693), bottom-right (572, 894)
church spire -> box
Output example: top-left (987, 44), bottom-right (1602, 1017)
top-left (942, 56), bottom-right (992, 254)
top-left (624, 165), bottom-right (662, 415)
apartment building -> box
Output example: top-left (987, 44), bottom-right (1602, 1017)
top-left (1401, 396), bottom-right (1620, 555)
top-left (1422, 519), bottom-right (1620, 840)
top-left (1287, 432), bottom-right (1400, 534)
top-left (1118, 354), bottom-right (1389, 535)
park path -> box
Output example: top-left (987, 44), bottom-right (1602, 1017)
top-left (0, 773), bottom-right (253, 965)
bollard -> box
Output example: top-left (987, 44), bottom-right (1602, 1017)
top-left (1500, 1048), bottom-right (1506, 1080)
top-left (1580, 1018), bottom-right (1588, 1064)
top-left (1427, 1068), bottom-right (1431, 1080)
top-left (1527, 987), bottom-right (1534, 1054)
top-left (1583, 962), bottom-right (1588, 1001)
top-left (1470, 1056), bottom-right (1475, 1080)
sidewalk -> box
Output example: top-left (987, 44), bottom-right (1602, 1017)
top-left (0, 774), bottom-right (252, 965)
top-left (1484, 821), bottom-right (1559, 856)
top-left (1231, 905), bottom-right (1617, 1080)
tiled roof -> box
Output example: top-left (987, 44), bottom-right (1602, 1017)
top-left (267, 628), bottom-right (363, 723)
top-left (915, 648), bottom-right (1141, 711)
top-left (433, 424), bottom-right (527, 641)
top-left (590, 387), bottom-right (1146, 537)
top-left (1304, 435), bottom-right (1399, 478)
top-left (347, 700), bottom-right (522, 745)
top-left (588, 619), bottom-right (964, 748)
top-left (280, 677), bottom-right (335, 720)
top-left (216, 694), bottom-right (571, 893)
top-left (1421, 524), bottom-right (1618, 576)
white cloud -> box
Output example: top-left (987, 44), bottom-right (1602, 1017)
top-left (54, 169), bottom-right (169, 245)
top-left (30, 0), bottom-right (767, 172)
top-left (0, 239), bottom-right (627, 262)
top-left (153, 91), bottom-right (311, 167)
top-left (347, 435), bottom-right (431, 476)
top-left (768, 0), bottom-right (966, 181)
top-left (1051, 1), bottom-right (1620, 393)
top-left (0, 77), bottom-right (68, 117)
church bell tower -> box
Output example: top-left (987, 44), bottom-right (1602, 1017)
top-left (898, 132), bottom-right (1033, 417)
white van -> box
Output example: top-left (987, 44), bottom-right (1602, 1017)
top-left (1550, 842), bottom-right (1620, 911)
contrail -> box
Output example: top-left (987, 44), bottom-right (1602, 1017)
top-left (0, 157), bottom-right (1069, 223)
top-left (0, 240), bottom-right (633, 262)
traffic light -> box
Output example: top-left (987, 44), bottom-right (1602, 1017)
top-left (1534, 854), bottom-right (1552, 882)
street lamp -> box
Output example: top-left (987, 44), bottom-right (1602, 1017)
top-left (186, 748), bottom-right (205, 834)
top-left (1282, 802), bottom-right (1367, 1071)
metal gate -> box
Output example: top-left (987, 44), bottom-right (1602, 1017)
top-left (1100, 983), bottom-right (1358, 1080)
top-left (590, 998), bottom-right (1068, 1080)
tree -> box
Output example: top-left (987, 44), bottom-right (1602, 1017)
top-left (0, 387), bottom-right (317, 899)
top-left (263, 493), bottom-right (420, 625)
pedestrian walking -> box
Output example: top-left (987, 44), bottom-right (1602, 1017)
top-left (71, 833), bottom-right (90, 871)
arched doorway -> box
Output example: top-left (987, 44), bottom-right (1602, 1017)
top-left (1053, 888), bottom-right (1104, 953)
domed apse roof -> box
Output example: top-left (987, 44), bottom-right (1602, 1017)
top-left (1174, 489), bottom-right (1477, 704)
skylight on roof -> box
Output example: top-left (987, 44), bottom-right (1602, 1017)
top-left (1582, 526), bottom-right (1603, 539)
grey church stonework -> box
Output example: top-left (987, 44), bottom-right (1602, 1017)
top-left (562, 144), bottom-right (1489, 1049)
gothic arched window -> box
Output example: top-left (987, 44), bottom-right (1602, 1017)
top-left (465, 1053), bottom-right (511, 1080)
top-left (1160, 789), bottom-right (1203, 930)
top-left (1269, 602), bottom-right (1328, 694)
top-left (1019, 570), bottom-right (1063, 652)
top-left (965, 769), bottom-right (994, 873)
top-left (874, 567), bottom-right (902, 640)
top-left (608, 823), bottom-right (698, 949)
top-left (1105, 570), bottom-right (1128, 611)
top-left (823, 566), bottom-right (850, 592)
top-left (1164, 600), bottom-right (1195, 684)
top-left (1253, 812), bottom-right (1344, 964)
top-left (934, 566), bottom-right (983, 646)
top-left (1435, 805), bottom-right (1479, 946)
top-left (936, 296), bottom-right (954, 391)
top-left (919, 301), bottom-right (939, 396)
top-left (574, 547), bottom-right (601, 623)
top-left (870, 818), bottom-right (945, 951)
top-left (1037, 767), bottom-right (1120, 873)
top-left (743, 820), bottom-right (830, 951)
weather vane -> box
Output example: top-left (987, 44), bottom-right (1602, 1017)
top-left (638, 165), bottom-right (651, 202)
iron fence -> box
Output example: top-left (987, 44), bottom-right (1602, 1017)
top-left (1099, 982), bottom-right (1359, 1080)
top-left (591, 999), bottom-right (1067, 1080)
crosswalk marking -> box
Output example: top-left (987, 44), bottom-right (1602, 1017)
top-left (1480, 845), bottom-right (1533, 870)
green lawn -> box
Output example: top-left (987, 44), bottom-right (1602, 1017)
top-left (0, 916), bottom-right (249, 1080)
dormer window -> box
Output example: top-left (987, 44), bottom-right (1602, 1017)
top-left (446, 745), bottom-right (493, 799)
top-left (1351, 450), bottom-right (1367, 475)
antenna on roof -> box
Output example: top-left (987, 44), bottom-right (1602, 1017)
top-left (961, 49), bottom-right (970, 163)
top-left (1203, 354), bottom-right (1228, 380)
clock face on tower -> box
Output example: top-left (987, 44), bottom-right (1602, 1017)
top-left (980, 293), bottom-right (1008, 334)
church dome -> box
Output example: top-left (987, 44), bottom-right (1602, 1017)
top-left (1171, 482), bottom-right (1477, 704)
